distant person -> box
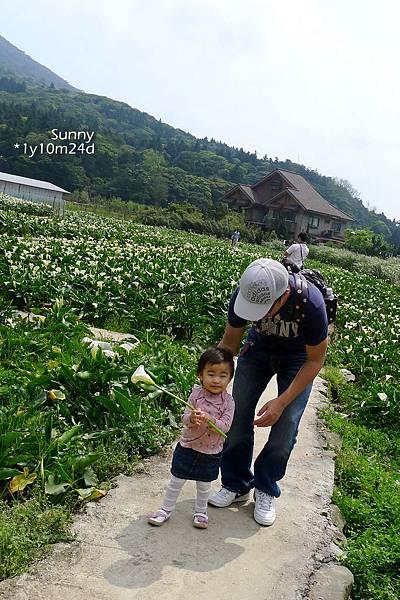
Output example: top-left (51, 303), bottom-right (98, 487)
top-left (231, 230), bottom-right (241, 248)
top-left (147, 347), bottom-right (235, 529)
top-left (283, 232), bottom-right (309, 270)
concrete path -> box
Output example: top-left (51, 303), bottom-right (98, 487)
top-left (0, 378), bottom-right (337, 600)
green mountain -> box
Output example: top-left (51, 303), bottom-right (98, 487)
top-left (0, 35), bottom-right (398, 244)
top-left (0, 35), bottom-right (75, 90)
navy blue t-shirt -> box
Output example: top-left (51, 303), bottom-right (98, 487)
top-left (228, 274), bottom-right (328, 353)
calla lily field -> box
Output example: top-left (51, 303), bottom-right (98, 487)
top-left (0, 195), bottom-right (399, 594)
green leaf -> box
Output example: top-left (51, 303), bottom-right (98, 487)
top-left (2, 455), bottom-right (32, 467)
top-left (168, 410), bottom-right (179, 428)
top-left (113, 388), bottom-right (136, 418)
top-left (96, 395), bottom-right (119, 413)
top-left (56, 424), bottom-right (81, 447)
top-left (140, 383), bottom-right (158, 393)
top-left (69, 453), bottom-right (99, 474)
top-left (0, 432), bottom-right (23, 448)
top-left (45, 474), bottom-right (69, 495)
top-left (147, 389), bottom-right (163, 401)
top-left (0, 467), bottom-right (21, 480)
top-left (83, 467), bottom-right (98, 487)
top-left (30, 390), bottom-right (48, 407)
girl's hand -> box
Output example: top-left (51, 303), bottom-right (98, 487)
top-left (190, 409), bottom-right (204, 426)
top-left (202, 412), bottom-right (216, 430)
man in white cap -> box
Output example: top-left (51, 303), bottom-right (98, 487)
top-left (209, 258), bottom-right (328, 525)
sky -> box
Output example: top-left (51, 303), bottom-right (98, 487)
top-left (2, 0), bottom-right (400, 220)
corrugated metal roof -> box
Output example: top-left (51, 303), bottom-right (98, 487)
top-left (0, 172), bottom-right (70, 194)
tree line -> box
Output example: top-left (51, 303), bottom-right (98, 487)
top-left (0, 81), bottom-right (399, 250)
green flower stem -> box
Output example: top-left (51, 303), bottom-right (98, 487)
top-left (156, 385), bottom-right (227, 440)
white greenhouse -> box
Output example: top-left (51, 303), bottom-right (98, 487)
top-left (0, 171), bottom-right (69, 215)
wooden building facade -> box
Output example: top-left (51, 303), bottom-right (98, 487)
top-left (224, 169), bottom-right (354, 242)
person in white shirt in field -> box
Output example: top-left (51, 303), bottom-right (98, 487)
top-left (284, 232), bottom-right (309, 270)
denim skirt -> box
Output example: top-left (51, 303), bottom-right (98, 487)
top-left (171, 443), bottom-right (222, 482)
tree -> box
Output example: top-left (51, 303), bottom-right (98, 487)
top-left (344, 229), bottom-right (393, 257)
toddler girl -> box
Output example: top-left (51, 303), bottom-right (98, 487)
top-left (147, 347), bottom-right (235, 529)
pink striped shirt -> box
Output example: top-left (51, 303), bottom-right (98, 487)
top-left (179, 384), bottom-right (235, 454)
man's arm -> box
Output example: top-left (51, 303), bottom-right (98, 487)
top-left (219, 323), bottom-right (246, 355)
top-left (283, 243), bottom-right (296, 258)
top-left (254, 337), bottom-right (328, 427)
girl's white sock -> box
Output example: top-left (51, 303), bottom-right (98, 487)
top-left (161, 475), bottom-right (186, 512)
top-left (195, 480), bottom-right (212, 514)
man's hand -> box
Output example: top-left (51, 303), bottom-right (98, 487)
top-left (253, 396), bottom-right (285, 427)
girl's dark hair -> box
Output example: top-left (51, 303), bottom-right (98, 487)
top-left (298, 232), bottom-right (307, 242)
top-left (197, 347), bottom-right (235, 380)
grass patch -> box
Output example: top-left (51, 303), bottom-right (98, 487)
top-left (322, 379), bottom-right (400, 599)
top-left (0, 500), bottom-right (72, 580)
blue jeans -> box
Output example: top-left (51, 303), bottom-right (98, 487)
top-left (221, 344), bottom-right (313, 498)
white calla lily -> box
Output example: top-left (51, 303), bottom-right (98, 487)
top-left (90, 340), bottom-right (112, 350)
top-left (130, 365), bottom-right (227, 440)
top-left (119, 342), bottom-right (136, 353)
top-left (131, 365), bottom-right (156, 385)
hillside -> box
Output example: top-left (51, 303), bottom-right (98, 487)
top-left (0, 35), bottom-right (75, 90)
top-left (0, 35), bottom-right (397, 243)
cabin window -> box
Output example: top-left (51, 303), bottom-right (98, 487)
top-left (271, 179), bottom-right (282, 192)
top-left (269, 209), bottom-right (295, 222)
top-left (282, 210), bottom-right (296, 222)
top-left (308, 215), bottom-right (320, 229)
top-left (332, 221), bottom-right (341, 232)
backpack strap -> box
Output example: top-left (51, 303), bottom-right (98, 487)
top-left (293, 273), bottom-right (308, 323)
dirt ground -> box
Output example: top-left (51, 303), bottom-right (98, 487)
top-left (0, 377), bottom-right (338, 600)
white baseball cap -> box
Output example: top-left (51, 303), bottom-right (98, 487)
top-left (234, 258), bottom-right (289, 321)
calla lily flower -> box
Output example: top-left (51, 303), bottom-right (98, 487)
top-left (131, 365), bottom-right (156, 385)
top-left (90, 340), bottom-right (112, 350)
top-left (131, 365), bottom-right (227, 439)
top-left (119, 342), bottom-right (136, 353)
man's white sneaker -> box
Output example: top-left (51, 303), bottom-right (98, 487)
top-left (208, 487), bottom-right (250, 508)
top-left (253, 489), bottom-right (276, 526)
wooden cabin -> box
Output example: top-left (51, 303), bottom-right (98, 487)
top-left (224, 169), bottom-right (354, 242)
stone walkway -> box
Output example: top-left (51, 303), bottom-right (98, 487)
top-left (0, 377), bottom-right (351, 600)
